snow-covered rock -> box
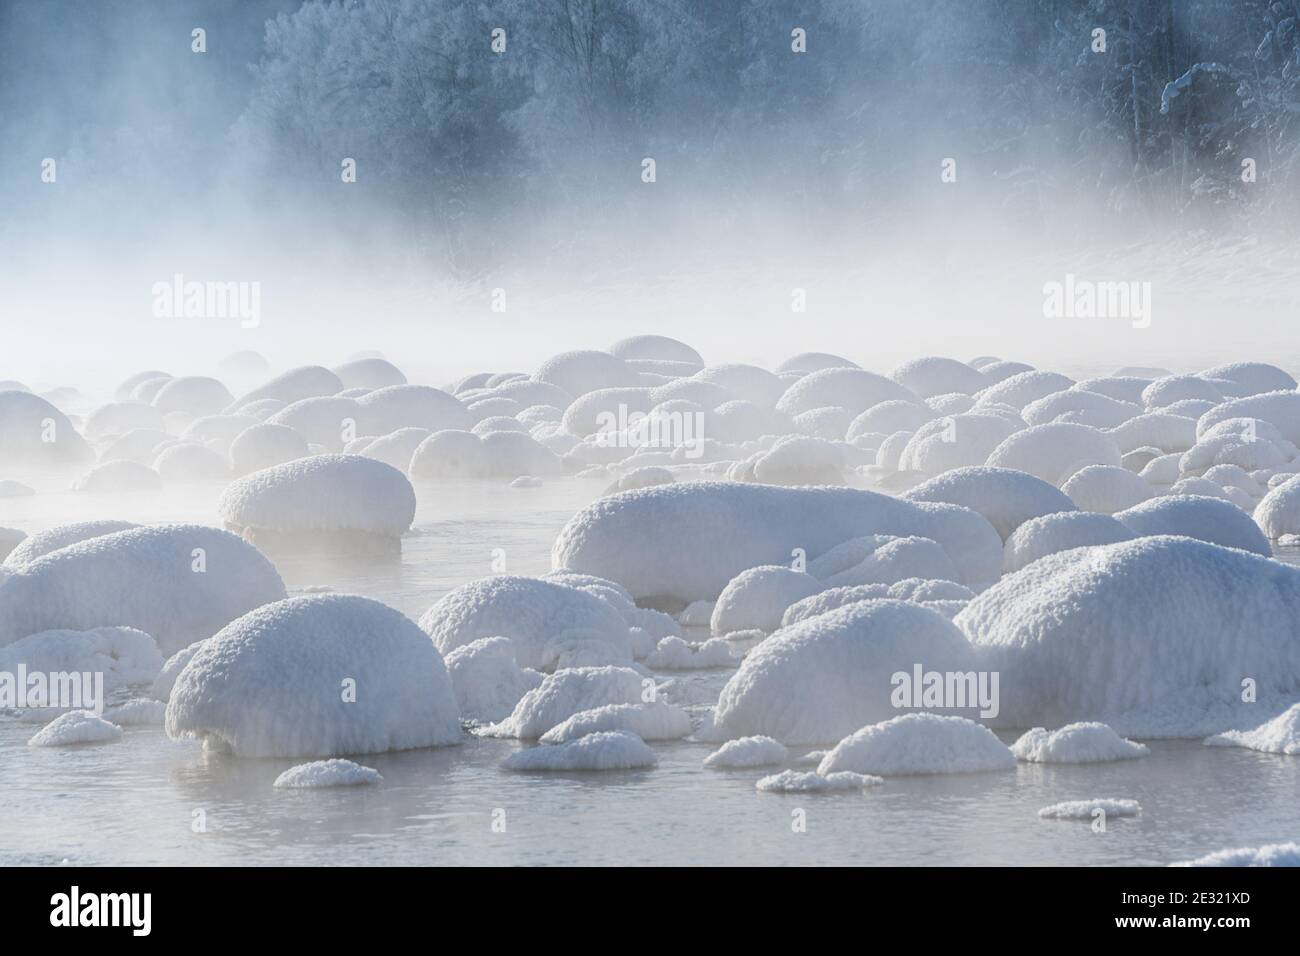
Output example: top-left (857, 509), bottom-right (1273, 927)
top-left (1038, 798), bottom-right (1140, 820)
top-left (1001, 511), bottom-right (1135, 573)
top-left (229, 422), bottom-right (309, 474)
top-left (552, 481), bottom-right (1004, 603)
top-left (28, 710), bottom-right (122, 747)
top-left (957, 535), bottom-right (1300, 736)
top-left (443, 637), bottom-right (544, 723)
top-left (485, 666), bottom-right (647, 738)
top-left (2, 520), bottom-right (139, 567)
top-left (1011, 722), bottom-right (1148, 763)
top-left (420, 576), bottom-right (633, 670)
top-left (1204, 702), bottom-right (1300, 755)
top-left (1114, 495), bottom-right (1269, 555)
top-left (985, 422), bottom-right (1122, 486)
top-left (713, 600), bottom-right (980, 744)
top-left (904, 466), bottom-right (1076, 539)
top-left (644, 635), bottom-right (736, 669)
top-left (754, 769), bottom-right (882, 792)
top-left (0, 524), bottom-right (286, 655)
top-left (166, 594), bottom-right (460, 757)
top-left (0, 626), bottom-right (163, 694)
top-left (218, 454), bottom-right (416, 545)
top-left (73, 459), bottom-right (162, 493)
top-left (1171, 842), bottom-right (1300, 867)
top-left (539, 701), bottom-right (691, 743)
top-left (1060, 464), bottom-right (1153, 514)
top-left (704, 735), bottom-right (788, 768)
top-left (710, 566), bottom-right (822, 634)
top-left (818, 713), bottom-right (1014, 776)
top-left (273, 759), bottom-right (383, 788)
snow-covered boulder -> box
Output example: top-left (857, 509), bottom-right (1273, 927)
top-left (534, 350), bottom-right (640, 397)
top-left (1060, 465), bottom-right (1153, 514)
top-left (904, 466), bottom-right (1077, 539)
top-left (1011, 722), bottom-right (1148, 763)
top-left (1198, 362), bottom-right (1296, 396)
top-left (985, 422), bottom-right (1122, 486)
top-left (218, 454), bottom-right (416, 549)
top-left (609, 335), bottom-right (703, 367)
top-left (712, 600), bottom-right (980, 744)
top-left (956, 535), bottom-right (1300, 735)
top-left (274, 759), bottom-right (383, 788)
top-left (72, 459), bottom-right (162, 493)
top-left (552, 482), bottom-right (1004, 604)
top-left (83, 401), bottom-right (165, 440)
top-left (776, 367), bottom-right (919, 417)
top-left (443, 636), bottom-right (544, 723)
top-left (1001, 511), bottom-right (1136, 573)
top-left (0, 524), bottom-right (286, 654)
top-left (539, 701), bottom-right (691, 743)
top-left (29, 710), bottom-right (121, 747)
top-left (896, 413), bottom-right (1024, 475)
top-left (975, 370), bottom-right (1074, 411)
top-left (486, 666), bottom-right (646, 738)
top-left (0, 626), bottom-right (163, 696)
top-left (1114, 495), bottom-right (1269, 555)
top-left (3, 519), bottom-right (138, 567)
top-left (1171, 842), bottom-right (1300, 867)
top-left (331, 357), bottom-right (406, 390)
top-left (1107, 412), bottom-right (1198, 454)
top-left (229, 422), bottom-right (309, 474)
top-left (808, 535), bottom-right (959, 588)
top-left (1198, 391), bottom-right (1300, 445)
top-left (711, 566), bottom-right (822, 634)
top-left (891, 357), bottom-right (988, 398)
top-left (419, 576), bottom-right (633, 670)
top-left (1253, 474), bottom-right (1300, 539)
top-left (151, 376), bottom-right (234, 416)
top-left (1204, 702), bottom-right (1300, 755)
top-left (230, 365), bottom-right (343, 409)
top-left (166, 594), bottom-right (460, 757)
top-left (153, 442), bottom-right (229, 481)
top-left (818, 713), bottom-right (1014, 775)
top-left (704, 735), bottom-right (788, 768)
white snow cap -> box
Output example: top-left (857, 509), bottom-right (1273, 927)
top-left (273, 759), bottom-right (383, 788)
top-left (891, 357), bottom-right (989, 398)
top-left (711, 565), bottom-right (822, 634)
top-left (754, 769), bottom-right (882, 792)
top-left (501, 730), bottom-right (657, 771)
top-left (485, 665), bottom-right (646, 738)
top-left (229, 422), bottom-right (310, 474)
top-left (1002, 511), bottom-right (1135, 574)
top-left (1060, 464), bottom-right (1153, 514)
top-left (443, 636), bottom-right (544, 723)
top-left (218, 454), bottom-right (417, 538)
top-left (704, 735), bottom-right (789, 768)
top-left (73, 459), bottom-right (162, 493)
top-left (608, 335), bottom-right (704, 366)
top-left (1011, 722), bottom-right (1148, 763)
top-left (28, 710), bottom-right (122, 747)
top-left (776, 367), bottom-right (920, 417)
top-left (166, 594), bottom-right (461, 758)
top-left (1254, 474), bottom-right (1300, 539)
top-left (1114, 494), bottom-right (1269, 555)
top-left (713, 599), bottom-right (980, 745)
top-left (1204, 702), bottom-right (1300, 754)
top-left (540, 701), bottom-right (691, 743)
top-left (3, 519), bottom-right (138, 567)
top-left (985, 422), bottom-right (1122, 486)
top-left (957, 535), bottom-right (1300, 736)
top-left (420, 575), bottom-right (633, 671)
top-left (552, 481), bottom-right (1004, 603)
top-left (0, 524), bottom-right (286, 655)
top-left (818, 713), bottom-right (1014, 776)
top-left (0, 626), bottom-right (163, 695)
top-left (904, 466), bottom-right (1077, 539)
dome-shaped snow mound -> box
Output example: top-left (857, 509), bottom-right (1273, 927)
top-left (552, 481), bottom-right (1004, 603)
top-left (891, 357), bottom-right (989, 398)
top-left (153, 442), bottom-right (229, 481)
top-left (818, 713), bottom-right (1014, 776)
top-left (1199, 362), bottom-right (1296, 396)
top-left (704, 735), bottom-right (788, 768)
top-left (776, 367), bottom-right (919, 417)
top-left (904, 466), bottom-right (1076, 539)
top-left (331, 357), bottom-right (406, 390)
top-left (231, 365), bottom-right (343, 409)
top-left (1002, 511), bottom-right (1135, 573)
top-left (166, 594), bottom-right (460, 758)
top-left (1011, 722), bottom-right (1148, 762)
top-left (419, 576), bottom-right (633, 670)
top-left (975, 370), bottom-right (1074, 411)
top-left (986, 422), bottom-right (1122, 485)
top-left (1204, 702), bottom-right (1300, 755)
top-left (712, 600), bottom-right (980, 745)
top-left (1114, 495), bottom-right (1269, 555)
top-left (443, 636), bottom-right (544, 723)
top-left (1171, 842), bottom-right (1300, 867)
top-left (897, 412), bottom-right (1024, 475)
top-left (29, 710), bottom-right (122, 747)
top-left (3, 519), bottom-right (139, 567)
top-left (229, 422), bottom-right (309, 474)
top-left (273, 758), bottom-right (383, 788)
top-left (73, 459), bottom-right (162, 493)
top-left (0, 524), bottom-right (286, 654)
top-left (1, 391), bottom-right (95, 467)
top-left (534, 350), bottom-right (639, 397)
top-left (1060, 465), bottom-right (1153, 514)
top-left (1254, 474), bottom-right (1300, 539)
top-left (1197, 391), bottom-right (1300, 444)
top-left (502, 731), bottom-right (656, 771)
top-left (218, 454), bottom-right (416, 544)
top-left (151, 376), bottom-right (234, 416)
top-left (955, 536), bottom-right (1300, 735)
top-left (711, 566), bottom-right (822, 634)
top-left (539, 701), bottom-right (691, 743)
top-left (608, 335), bottom-right (704, 366)
top-left (487, 666), bottom-right (646, 738)
top-left (806, 535), bottom-right (959, 588)
top-left (0, 625), bottom-right (163, 695)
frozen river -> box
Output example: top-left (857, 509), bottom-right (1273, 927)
top-left (2, 477), bottom-right (1298, 866)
